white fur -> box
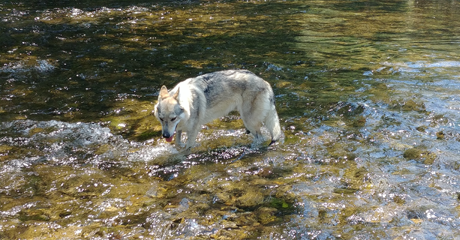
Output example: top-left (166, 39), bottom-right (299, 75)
top-left (154, 70), bottom-right (284, 149)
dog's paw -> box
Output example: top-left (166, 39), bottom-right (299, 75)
top-left (177, 147), bottom-right (191, 154)
top-left (175, 141), bottom-right (186, 148)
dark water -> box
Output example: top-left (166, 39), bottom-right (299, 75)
top-left (1, 0), bottom-right (460, 239)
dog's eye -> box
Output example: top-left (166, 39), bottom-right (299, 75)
top-left (159, 118), bottom-right (164, 121)
top-left (171, 117), bottom-right (176, 121)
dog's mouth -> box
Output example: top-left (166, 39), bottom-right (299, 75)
top-left (165, 134), bottom-right (174, 142)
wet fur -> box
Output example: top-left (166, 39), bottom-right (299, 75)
top-left (154, 70), bottom-right (284, 149)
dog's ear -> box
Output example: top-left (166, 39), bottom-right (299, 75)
top-left (172, 87), bottom-right (180, 100)
top-left (159, 85), bottom-right (169, 100)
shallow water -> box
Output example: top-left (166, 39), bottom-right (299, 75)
top-left (1, 0), bottom-right (460, 239)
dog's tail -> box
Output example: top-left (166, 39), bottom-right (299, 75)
top-left (265, 105), bottom-right (284, 145)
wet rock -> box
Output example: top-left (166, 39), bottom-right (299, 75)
top-left (333, 187), bottom-right (359, 194)
top-left (213, 182), bottom-right (266, 208)
top-left (406, 209), bottom-right (424, 220)
top-left (59, 211), bottom-right (72, 218)
top-left (269, 197), bottom-right (291, 210)
top-left (381, 115), bottom-right (402, 127)
top-left (416, 126), bottom-right (427, 132)
top-left (335, 102), bottom-right (365, 117)
top-left (211, 227), bottom-right (252, 240)
top-left (257, 167), bottom-right (274, 178)
top-left (236, 189), bottom-right (264, 208)
top-left (145, 181), bottom-right (167, 198)
top-left (234, 212), bottom-right (258, 227)
top-left (190, 203), bottom-right (211, 215)
top-left (256, 207), bottom-right (278, 225)
top-left (257, 166), bottom-right (290, 179)
top-left (266, 196), bottom-right (295, 215)
top-left (352, 116), bottom-right (366, 127)
top-left (402, 148), bottom-right (422, 159)
top-left (0, 145), bottom-right (13, 161)
top-left (391, 99), bottom-right (426, 112)
top-left (403, 148), bottom-right (436, 165)
top-left (327, 142), bottom-right (357, 161)
top-left (275, 185), bottom-right (296, 204)
top-left (275, 81), bottom-right (292, 88)
top-left (250, 178), bottom-right (270, 186)
top-left (118, 211), bottom-right (151, 226)
top-left (214, 192), bottom-right (233, 205)
top-left (392, 195), bottom-right (406, 204)
top-left (220, 220), bottom-right (238, 229)
top-left (430, 114), bottom-right (449, 127)
top-left (346, 153), bottom-right (357, 161)
top-left (436, 131), bottom-right (445, 140)
top-left (403, 99), bottom-right (425, 111)
top-left (24, 174), bottom-right (46, 196)
top-left (28, 127), bottom-right (45, 136)
top-left (18, 210), bottom-right (50, 222)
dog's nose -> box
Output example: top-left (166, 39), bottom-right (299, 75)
top-left (163, 133), bottom-right (171, 138)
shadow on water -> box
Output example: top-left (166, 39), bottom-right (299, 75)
top-left (331, 0), bottom-right (408, 12)
top-left (1, 0), bottom-right (324, 140)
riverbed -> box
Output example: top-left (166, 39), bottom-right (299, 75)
top-left (1, 0), bottom-right (460, 239)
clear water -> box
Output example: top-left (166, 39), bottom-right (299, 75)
top-left (1, 0), bottom-right (460, 239)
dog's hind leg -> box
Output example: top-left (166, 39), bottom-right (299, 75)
top-left (242, 87), bottom-right (283, 146)
top-left (239, 103), bottom-right (266, 145)
top-left (264, 107), bottom-right (284, 145)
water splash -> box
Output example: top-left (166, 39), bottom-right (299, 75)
top-left (0, 59), bottom-right (55, 74)
top-left (0, 120), bottom-right (176, 168)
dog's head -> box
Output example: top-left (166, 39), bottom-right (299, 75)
top-left (154, 85), bottom-right (184, 142)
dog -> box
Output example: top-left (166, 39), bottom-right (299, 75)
top-left (154, 70), bottom-right (283, 150)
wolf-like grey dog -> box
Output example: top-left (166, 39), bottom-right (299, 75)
top-left (154, 70), bottom-right (283, 150)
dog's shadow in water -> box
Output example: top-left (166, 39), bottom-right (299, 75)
top-left (165, 140), bottom-right (281, 165)
top-left (149, 141), bottom-right (282, 181)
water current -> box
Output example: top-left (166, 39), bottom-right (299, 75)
top-left (1, 0), bottom-right (460, 239)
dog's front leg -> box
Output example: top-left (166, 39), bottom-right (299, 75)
top-left (184, 128), bottom-right (199, 149)
top-left (175, 130), bottom-right (184, 148)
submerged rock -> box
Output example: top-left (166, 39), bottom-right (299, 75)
top-left (352, 116), bottom-right (367, 127)
top-left (18, 210), bottom-right (50, 222)
top-left (256, 207), bottom-right (278, 225)
top-left (236, 189), bottom-right (265, 208)
top-left (403, 148), bottom-right (436, 165)
top-left (416, 126), bottom-right (427, 132)
top-left (391, 99), bottom-right (426, 112)
top-left (436, 131), bottom-right (445, 140)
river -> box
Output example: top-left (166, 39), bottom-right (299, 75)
top-left (1, 0), bottom-right (460, 239)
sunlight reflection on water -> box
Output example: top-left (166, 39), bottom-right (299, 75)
top-left (1, 0), bottom-right (460, 239)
